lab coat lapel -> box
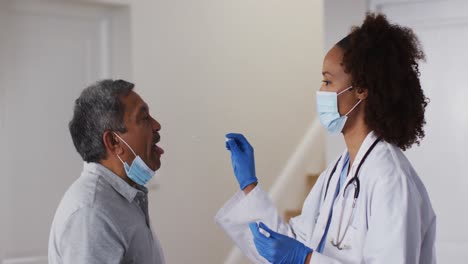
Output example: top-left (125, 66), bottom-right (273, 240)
top-left (321, 150), bottom-right (348, 216)
top-left (311, 153), bottom-right (347, 248)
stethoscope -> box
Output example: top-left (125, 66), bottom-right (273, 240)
top-left (322, 138), bottom-right (381, 250)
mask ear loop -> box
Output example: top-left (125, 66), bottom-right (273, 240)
top-left (337, 86), bottom-right (353, 96)
top-left (112, 132), bottom-right (138, 162)
top-left (345, 99), bottom-right (362, 116)
top-left (337, 86), bottom-right (362, 116)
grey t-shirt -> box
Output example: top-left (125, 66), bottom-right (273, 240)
top-left (48, 162), bottom-right (165, 264)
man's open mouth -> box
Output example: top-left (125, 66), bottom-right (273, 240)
top-left (152, 134), bottom-right (164, 155)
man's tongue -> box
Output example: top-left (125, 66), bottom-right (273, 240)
top-left (153, 144), bottom-right (164, 155)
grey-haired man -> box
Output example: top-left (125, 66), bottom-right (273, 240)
top-left (49, 80), bottom-right (165, 264)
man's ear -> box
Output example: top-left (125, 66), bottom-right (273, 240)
top-left (103, 131), bottom-right (124, 156)
top-left (355, 87), bottom-right (368, 100)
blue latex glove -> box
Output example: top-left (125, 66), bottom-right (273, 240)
top-left (225, 133), bottom-right (257, 190)
top-left (249, 222), bottom-right (312, 264)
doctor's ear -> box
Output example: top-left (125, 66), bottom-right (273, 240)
top-left (355, 87), bottom-right (368, 100)
top-left (102, 131), bottom-right (124, 155)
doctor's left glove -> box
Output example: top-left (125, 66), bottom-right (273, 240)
top-left (225, 133), bottom-right (257, 190)
top-left (249, 222), bottom-right (312, 264)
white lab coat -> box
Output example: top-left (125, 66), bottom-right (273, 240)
top-left (215, 131), bottom-right (436, 264)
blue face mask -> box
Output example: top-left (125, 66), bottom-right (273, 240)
top-left (316, 86), bottom-right (361, 134)
top-left (113, 132), bottom-right (155, 186)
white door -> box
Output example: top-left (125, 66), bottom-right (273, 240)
top-left (371, 0), bottom-right (468, 262)
top-left (0, 1), bottom-right (130, 263)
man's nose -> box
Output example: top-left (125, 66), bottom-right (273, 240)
top-left (152, 118), bottom-right (161, 132)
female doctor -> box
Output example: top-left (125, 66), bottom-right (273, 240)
top-left (215, 13), bottom-right (436, 264)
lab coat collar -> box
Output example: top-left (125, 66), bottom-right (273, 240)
top-left (83, 162), bottom-right (147, 203)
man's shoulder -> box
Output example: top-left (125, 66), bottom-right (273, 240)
top-left (52, 173), bottom-right (100, 225)
top-left (55, 171), bottom-right (128, 219)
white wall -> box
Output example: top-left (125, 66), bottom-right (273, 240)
top-left (0, 0), bottom-right (131, 262)
top-left (0, 0), bottom-right (324, 262)
top-left (129, 1), bottom-right (324, 263)
top-left (324, 0), bottom-right (368, 162)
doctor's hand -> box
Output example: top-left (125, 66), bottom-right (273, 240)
top-left (249, 222), bottom-right (312, 264)
top-left (225, 133), bottom-right (257, 190)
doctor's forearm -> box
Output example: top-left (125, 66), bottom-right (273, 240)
top-left (242, 182), bottom-right (258, 195)
top-left (305, 252), bottom-right (312, 264)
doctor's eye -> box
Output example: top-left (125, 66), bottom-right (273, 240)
top-left (322, 80), bottom-right (331, 86)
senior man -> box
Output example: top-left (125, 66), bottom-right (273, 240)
top-left (49, 80), bottom-right (165, 263)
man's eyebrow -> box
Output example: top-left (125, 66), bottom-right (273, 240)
top-left (136, 105), bottom-right (149, 117)
top-left (322, 71), bottom-right (333, 76)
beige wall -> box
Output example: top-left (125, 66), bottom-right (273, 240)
top-left (130, 1), bottom-right (324, 263)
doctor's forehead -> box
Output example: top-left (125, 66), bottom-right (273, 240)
top-left (322, 46), bottom-right (345, 76)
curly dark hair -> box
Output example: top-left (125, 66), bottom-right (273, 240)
top-left (337, 13), bottom-right (428, 150)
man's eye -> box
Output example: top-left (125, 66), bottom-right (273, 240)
top-left (322, 80), bottom-right (331, 86)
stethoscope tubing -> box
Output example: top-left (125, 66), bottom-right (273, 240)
top-left (323, 138), bottom-right (381, 250)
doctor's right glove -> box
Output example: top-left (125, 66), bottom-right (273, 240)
top-left (249, 222), bottom-right (312, 264)
top-left (225, 133), bottom-right (258, 190)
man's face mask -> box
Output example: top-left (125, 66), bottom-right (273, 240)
top-left (113, 132), bottom-right (156, 186)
